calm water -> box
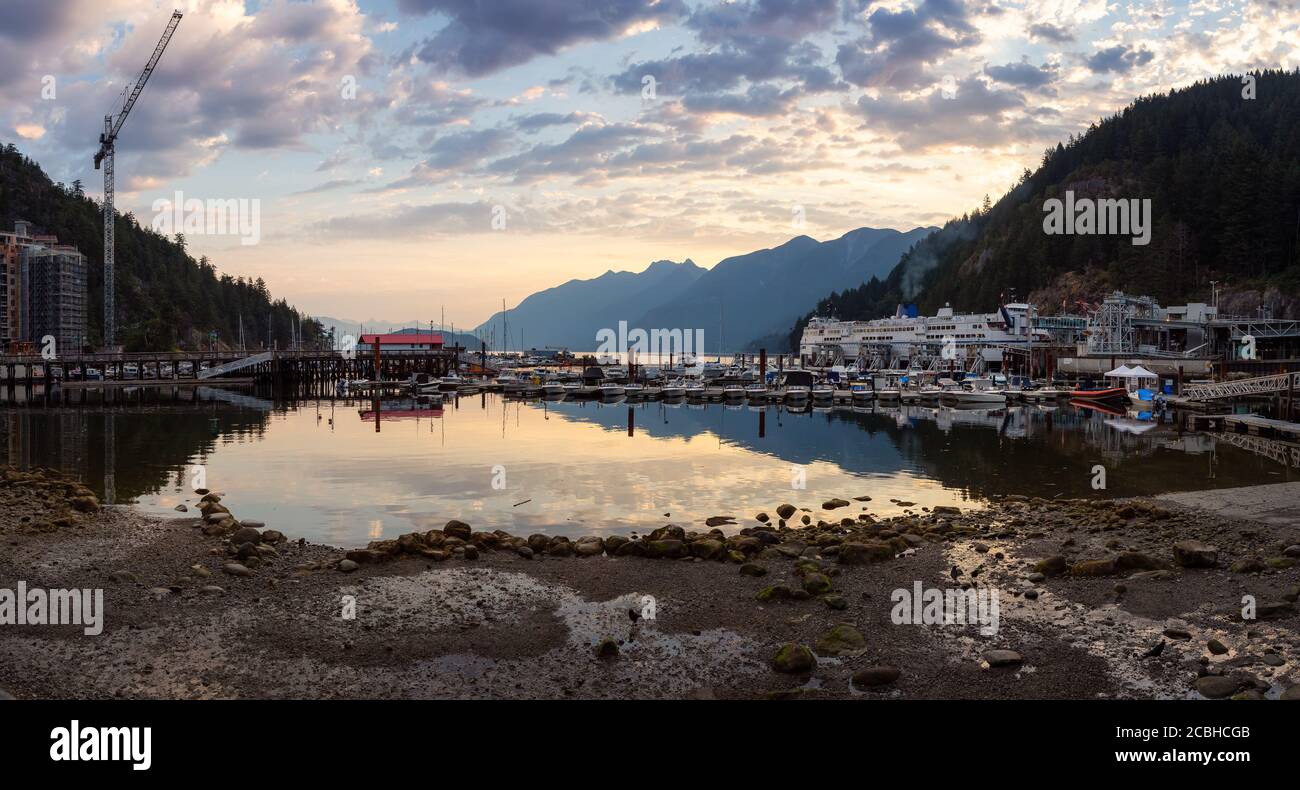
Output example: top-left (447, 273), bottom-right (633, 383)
top-left (3, 388), bottom-right (1296, 547)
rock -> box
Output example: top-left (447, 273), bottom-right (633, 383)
top-left (573, 537), bottom-right (604, 557)
top-left (823, 594), bottom-right (847, 610)
top-left (345, 549), bottom-right (384, 564)
top-left (755, 585), bottom-right (793, 602)
top-left (1070, 558), bottom-right (1117, 576)
top-left (983, 650), bottom-right (1023, 668)
top-left (230, 526), bottom-right (262, 545)
top-left (851, 666), bottom-right (900, 688)
top-left (443, 520), bottom-right (472, 540)
top-left (1284, 545), bottom-right (1300, 558)
top-left (771, 643), bottom-right (815, 674)
top-left (822, 498), bottom-right (850, 510)
top-left (776, 503), bottom-right (797, 520)
top-left (462, 545), bottom-right (479, 560)
top-left (689, 538), bottom-right (725, 560)
top-left (1230, 558), bottom-right (1266, 574)
top-left (70, 495), bottom-right (100, 513)
top-left (604, 535), bottom-right (629, 554)
top-left (649, 525), bottom-right (685, 541)
top-left (545, 539), bottom-right (574, 557)
top-left (643, 539), bottom-right (685, 559)
top-left (1265, 556), bottom-right (1296, 569)
top-left (755, 512), bottom-right (769, 523)
top-left (262, 529), bottom-right (285, 544)
top-left (1173, 540), bottom-right (1218, 568)
top-left (1034, 555), bottom-right (1069, 576)
top-left (517, 546), bottom-right (534, 560)
top-left (739, 563), bottom-right (767, 577)
top-left (704, 516), bottom-right (736, 527)
top-left (1115, 552), bottom-right (1164, 571)
top-left (814, 624), bottom-right (866, 656)
top-left (198, 585), bottom-right (225, 595)
top-left (1254, 601), bottom-right (1294, 619)
top-left (801, 572), bottom-right (832, 595)
top-left (595, 638), bottom-right (619, 659)
top-left (1207, 639), bottom-right (1229, 655)
top-left (932, 505), bottom-right (959, 515)
top-left (189, 564), bottom-right (210, 578)
top-left (222, 562), bottom-right (253, 577)
top-left (1195, 676), bottom-right (1240, 699)
top-left (1280, 685), bottom-right (1300, 700)
top-left (174, 504), bottom-right (188, 512)
top-left (837, 541), bottom-right (893, 565)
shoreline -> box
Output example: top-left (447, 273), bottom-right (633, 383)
top-left (1, 466), bottom-right (1298, 700)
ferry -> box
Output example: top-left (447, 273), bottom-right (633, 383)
top-left (799, 302), bottom-right (1051, 360)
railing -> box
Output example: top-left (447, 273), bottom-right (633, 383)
top-left (1181, 371), bottom-right (1300, 401)
top-left (196, 351), bottom-right (275, 379)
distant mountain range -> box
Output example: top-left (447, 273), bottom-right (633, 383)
top-left (473, 226), bottom-right (934, 352)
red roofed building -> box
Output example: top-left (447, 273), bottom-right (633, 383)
top-left (358, 332), bottom-right (444, 351)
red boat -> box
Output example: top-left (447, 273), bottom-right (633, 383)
top-left (1069, 386), bottom-right (1128, 402)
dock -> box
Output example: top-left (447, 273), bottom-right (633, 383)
top-left (1192, 413), bottom-right (1300, 441)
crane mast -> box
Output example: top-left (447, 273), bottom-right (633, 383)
top-left (94, 10), bottom-right (182, 349)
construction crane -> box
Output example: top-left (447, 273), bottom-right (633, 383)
top-left (93, 10), bottom-right (183, 349)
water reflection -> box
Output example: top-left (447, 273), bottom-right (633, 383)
top-left (2, 390), bottom-right (1295, 547)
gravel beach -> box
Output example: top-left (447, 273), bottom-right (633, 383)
top-left (2, 466), bottom-right (1298, 700)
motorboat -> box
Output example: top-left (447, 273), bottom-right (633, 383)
top-left (811, 383), bottom-right (835, 402)
top-left (625, 383), bottom-right (646, 398)
top-left (850, 382), bottom-right (873, 404)
top-left (543, 380), bottom-right (566, 396)
top-left (599, 383), bottom-right (626, 398)
top-left (723, 383), bottom-right (746, 400)
top-left (438, 374), bottom-right (463, 391)
top-left (660, 380), bottom-right (686, 399)
top-left (941, 376), bottom-right (1007, 406)
top-left (745, 383), bottom-right (768, 401)
top-left (1069, 386), bottom-right (1128, 402)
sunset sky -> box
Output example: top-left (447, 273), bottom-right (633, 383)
top-left (3, 0), bottom-right (1297, 327)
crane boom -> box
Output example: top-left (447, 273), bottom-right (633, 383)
top-left (93, 10), bottom-right (182, 348)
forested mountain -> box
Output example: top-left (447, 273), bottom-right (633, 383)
top-left (0, 143), bottom-right (323, 352)
top-left (789, 70), bottom-right (1300, 350)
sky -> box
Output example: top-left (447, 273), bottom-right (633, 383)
top-left (2, 0), bottom-right (1298, 328)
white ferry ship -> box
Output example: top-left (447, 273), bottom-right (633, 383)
top-left (799, 303), bottom-right (1050, 360)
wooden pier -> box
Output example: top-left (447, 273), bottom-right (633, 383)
top-left (0, 348), bottom-right (462, 390)
top-left (1192, 413), bottom-right (1300, 441)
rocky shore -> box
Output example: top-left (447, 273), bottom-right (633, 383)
top-left (1, 464), bottom-right (1298, 700)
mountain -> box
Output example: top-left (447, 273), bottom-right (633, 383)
top-left (473, 259), bottom-right (707, 351)
top-left (473, 226), bottom-right (934, 352)
top-left (790, 69), bottom-right (1300, 347)
top-left (315, 316), bottom-right (482, 349)
top-left (636, 226), bottom-right (934, 353)
top-left (0, 143), bottom-right (323, 352)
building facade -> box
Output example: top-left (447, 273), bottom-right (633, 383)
top-left (1, 221), bottom-right (89, 353)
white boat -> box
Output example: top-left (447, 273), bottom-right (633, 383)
top-left (942, 377), bottom-right (1007, 406)
top-left (723, 384), bottom-right (746, 400)
top-left (625, 383), bottom-right (645, 398)
top-left (660, 380), bottom-right (686, 398)
top-left (498, 374), bottom-right (527, 395)
top-left (562, 381), bottom-right (582, 394)
top-left (745, 384), bottom-right (768, 401)
top-left (785, 386), bottom-right (811, 403)
top-left (685, 381), bottom-right (707, 399)
top-left (703, 385), bottom-right (726, 399)
top-left (438, 374), bottom-right (463, 391)
top-left (850, 382), bottom-right (873, 403)
top-left (811, 384), bottom-right (835, 401)
top-left (599, 383), bottom-right (626, 398)
top-left (542, 381), bottom-right (566, 396)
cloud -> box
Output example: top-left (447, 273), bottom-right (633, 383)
top-left (984, 59), bottom-right (1057, 89)
top-left (836, 0), bottom-right (981, 89)
top-left (1028, 22), bottom-right (1075, 43)
top-left (853, 76), bottom-right (1031, 149)
top-left (1086, 44), bottom-right (1155, 74)
top-left (403, 0), bottom-right (688, 77)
